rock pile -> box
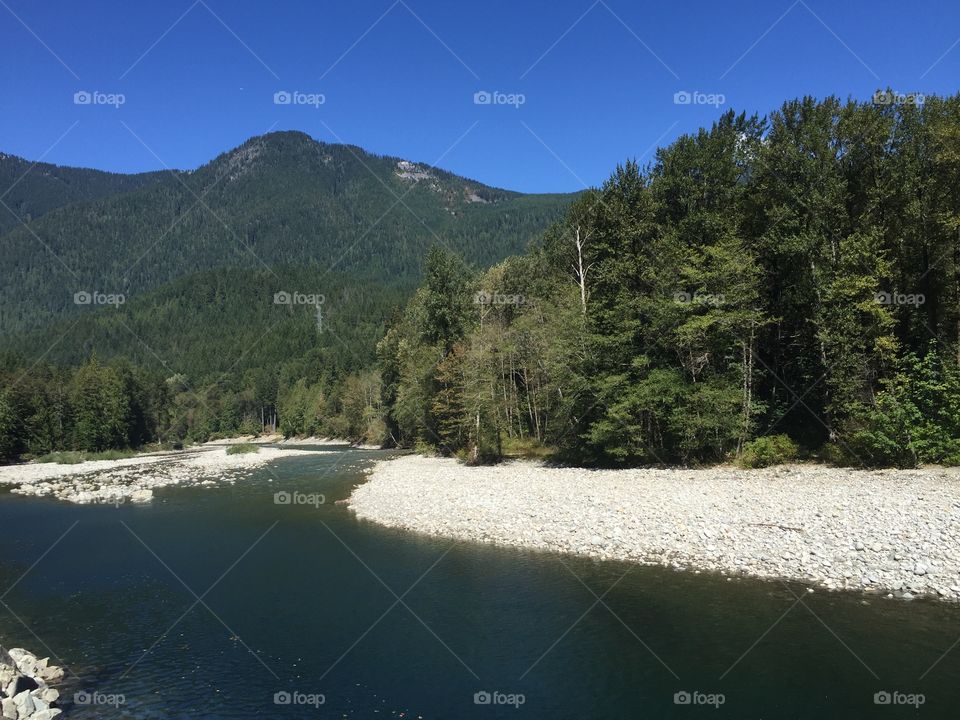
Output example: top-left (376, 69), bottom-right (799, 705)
top-left (0, 647), bottom-right (63, 719)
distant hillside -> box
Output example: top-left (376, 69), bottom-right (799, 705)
top-left (0, 152), bottom-right (166, 235)
top-left (2, 265), bottom-right (406, 380)
top-left (0, 131), bottom-right (575, 335)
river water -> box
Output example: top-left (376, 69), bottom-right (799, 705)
top-left (0, 445), bottom-right (958, 718)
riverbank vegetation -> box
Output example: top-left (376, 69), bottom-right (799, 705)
top-left (0, 352), bottom-right (387, 463)
top-left (378, 93), bottom-right (960, 468)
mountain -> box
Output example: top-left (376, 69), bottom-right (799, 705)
top-left (0, 151), bottom-right (166, 236)
top-left (0, 131), bottom-right (575, 336)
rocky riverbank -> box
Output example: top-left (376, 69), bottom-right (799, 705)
top-left (0, 446), bottom-right (318, 505)
top-left (0, 646), bottom-right (63, 719)
top-left (349, 456), bottom-right (960, 602)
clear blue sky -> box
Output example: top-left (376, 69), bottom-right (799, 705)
top-left (1, 0), bottom-right (958, 193)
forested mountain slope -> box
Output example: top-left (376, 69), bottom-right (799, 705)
top-left (2, 265), bottom-right (404, 378)
top-left (0, 131), bottom-right (574, 334)
top-left (0, 151), bottom-right (166, 235)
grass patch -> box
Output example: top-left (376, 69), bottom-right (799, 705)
top-left (226, 443), bottom-right (260, 455)
top-left (35, 451), bottom-right (86, 464)
top-left (35, 449), bottom-right (138, 464)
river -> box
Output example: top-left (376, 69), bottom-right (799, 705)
top-left (1, 445), bottom-right (958, 718)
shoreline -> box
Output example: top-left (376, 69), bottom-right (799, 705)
top-left (205, 434), bottom-right (379, 448)
top-left (0, 445), bottom-right (320, 505)
top-left (349, 455), bottom-right (960, 603)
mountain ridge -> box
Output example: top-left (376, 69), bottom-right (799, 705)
top-left (0, 130), bottom-right (576, 336)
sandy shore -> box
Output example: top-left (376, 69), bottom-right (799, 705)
top-left (0, 446), bottom-right (319, 504)
top-left (349, 455), bottom-right (960, 602)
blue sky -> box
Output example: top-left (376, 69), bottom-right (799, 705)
top-left (1, 0), bottom-right (958, 192)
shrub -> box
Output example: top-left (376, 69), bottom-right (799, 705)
top-left (362, 417), bottom-right (389, 448)
top-left (738, 435), bottom-right (798, 468)
top-left (87, 449), bottom-right (137, 461)
top-left (226, 442), bottom-right (259, 455)
top-left (836, 349), bottom-right (960, 468)
top-left (501, 436), bottom-right (554, 459)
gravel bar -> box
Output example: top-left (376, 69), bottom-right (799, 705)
top-left (0, 446), bottom-right (319, 505)
top-left (349, 455), bottom-right (960, 602)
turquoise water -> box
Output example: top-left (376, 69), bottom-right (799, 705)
top-left (0, 446), bottom-right (958, 718)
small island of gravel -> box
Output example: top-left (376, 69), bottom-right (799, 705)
top-left (0, 445), bottom-right (320, 505)
top-left (349, 455), bottom-right (960, 602)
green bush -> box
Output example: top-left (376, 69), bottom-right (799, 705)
top-left (226, 442), bottom-right (259, 455)
top-left (501, 436), bottom-right (554, 459)
top-left (413, 439), bottom-right (438, 457)
top-left (87, 449), bottom-right (137, 461)
top-left (738, 435), bottom-right (799, 468)
top-left (836, 349), bottom-right (960, 468)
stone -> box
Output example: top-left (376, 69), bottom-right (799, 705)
top-left (32, 696), bottom-right (49, 713)
top-left (37, 664), bottom-right (63, 682)
top-left (13, 689), bottom-right (35, 716)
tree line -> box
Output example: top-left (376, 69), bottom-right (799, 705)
top-left (377, 93), bottom-right (960, 468)
top-left (0, 354), bottom-right (387, 463)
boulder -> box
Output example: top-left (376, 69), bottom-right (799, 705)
top-left (12, 689), bottom-right (35, 716)
top-left (36, 665), bottom-right (62, 683)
